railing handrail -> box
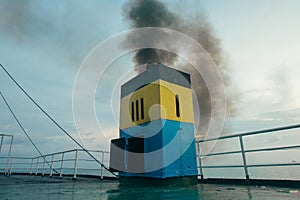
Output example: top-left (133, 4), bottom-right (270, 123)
top-left (196, 123), bottom-right (300, 142)
top-left (33, 149), bottom-right (109, 159)
top-left (0, 134), bottom-right (14, 137)
top-left (0, 156), bottom-right (33, 160)
top-left (199, 162), bottom-right (300, 168)
top-left (200, 144), bottom-right (300, 157)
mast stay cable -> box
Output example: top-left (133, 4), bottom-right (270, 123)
top-left (0, 63), bottom-right (117, 177)
top-left (0, 91), bottom-right (59, 174)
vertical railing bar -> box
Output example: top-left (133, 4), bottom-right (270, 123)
top-left (60, 153), bottom-right (64, 178)
top-left (100, 151), bottom-right (104, 179)
top-left (5, 136), bottom-right (13, 175)
top-left (50, 154), bottom-right (54, 177)
top-left (29, 158), bottom-right (34, 175)
top-left (197, 142), bottom-right (204, 179)
top-left (0, 135), bottom-right (3, 153)
top-left (9, 157), bottom-right (13, 175)
top-left (42, 156), bottom-right (46, 176)
top-left (239, 135), bottom-right (249, 180)
top-left (73, 149), bottom-right (78, 180)
top-left (35, 157), bottom-right (40, 175)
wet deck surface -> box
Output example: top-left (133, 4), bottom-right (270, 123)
top-left (0, 175), bottom-right (299, 200)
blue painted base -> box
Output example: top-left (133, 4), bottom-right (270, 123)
top-left (117, 119), bottom-right (198, 179)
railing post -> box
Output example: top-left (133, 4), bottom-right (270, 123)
top-left (35, 157), bottom-right (40, 175)
top-left (50, 154), bottom-right (54, 177)
top-left (5, 135), bottom-right (13, 175)
top-left (0, 135), bottom-right (3, 153)
top-left (197, 142), bottom-right (204, 179)
top-left (239, 135), bottom-right (249, 180)
top-left (42, 156), bottom-right (46, 176)
top-left (73, 149), bottom-right (78, 180)
top-left (9, 157), bottom-right (13, 175)
top-left (30, 158), bottom-right (34, 175)
top-left (100, 151), bottom-right (104, 180)
top-left (60, 153), bottom-right (64, 178)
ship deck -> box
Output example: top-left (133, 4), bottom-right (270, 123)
top-left (1, 175), bottom-right (299, 200)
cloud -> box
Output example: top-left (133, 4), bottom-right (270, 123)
top-left (0, 0), bottom-right (53, 39)
top-left (256, 108), bottom-right (300, 123)
top-left (0, 1), bottom-right (126, 68)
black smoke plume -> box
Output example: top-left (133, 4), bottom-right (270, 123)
top-left (123, 0), bottom-right (235, 135)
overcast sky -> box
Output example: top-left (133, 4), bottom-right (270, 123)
top-left (0, 0), bottom-right (300, 170)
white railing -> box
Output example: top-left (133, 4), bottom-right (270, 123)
top-left (196, 124), bottom-right (300, 180)
top-left (2, 124), bottom-right (300, 181)
top-left (0, 148), bottom-right (111, 179)
top-left (0, 134), bottom-right (14, 175)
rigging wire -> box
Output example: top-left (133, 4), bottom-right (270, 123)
top-left (0, 63), bottom-right (117, 177)
top-left (0, 91), bottom-right (59, 174)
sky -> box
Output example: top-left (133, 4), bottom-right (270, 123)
top-left (0, 0), bottom-right (300, 178)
